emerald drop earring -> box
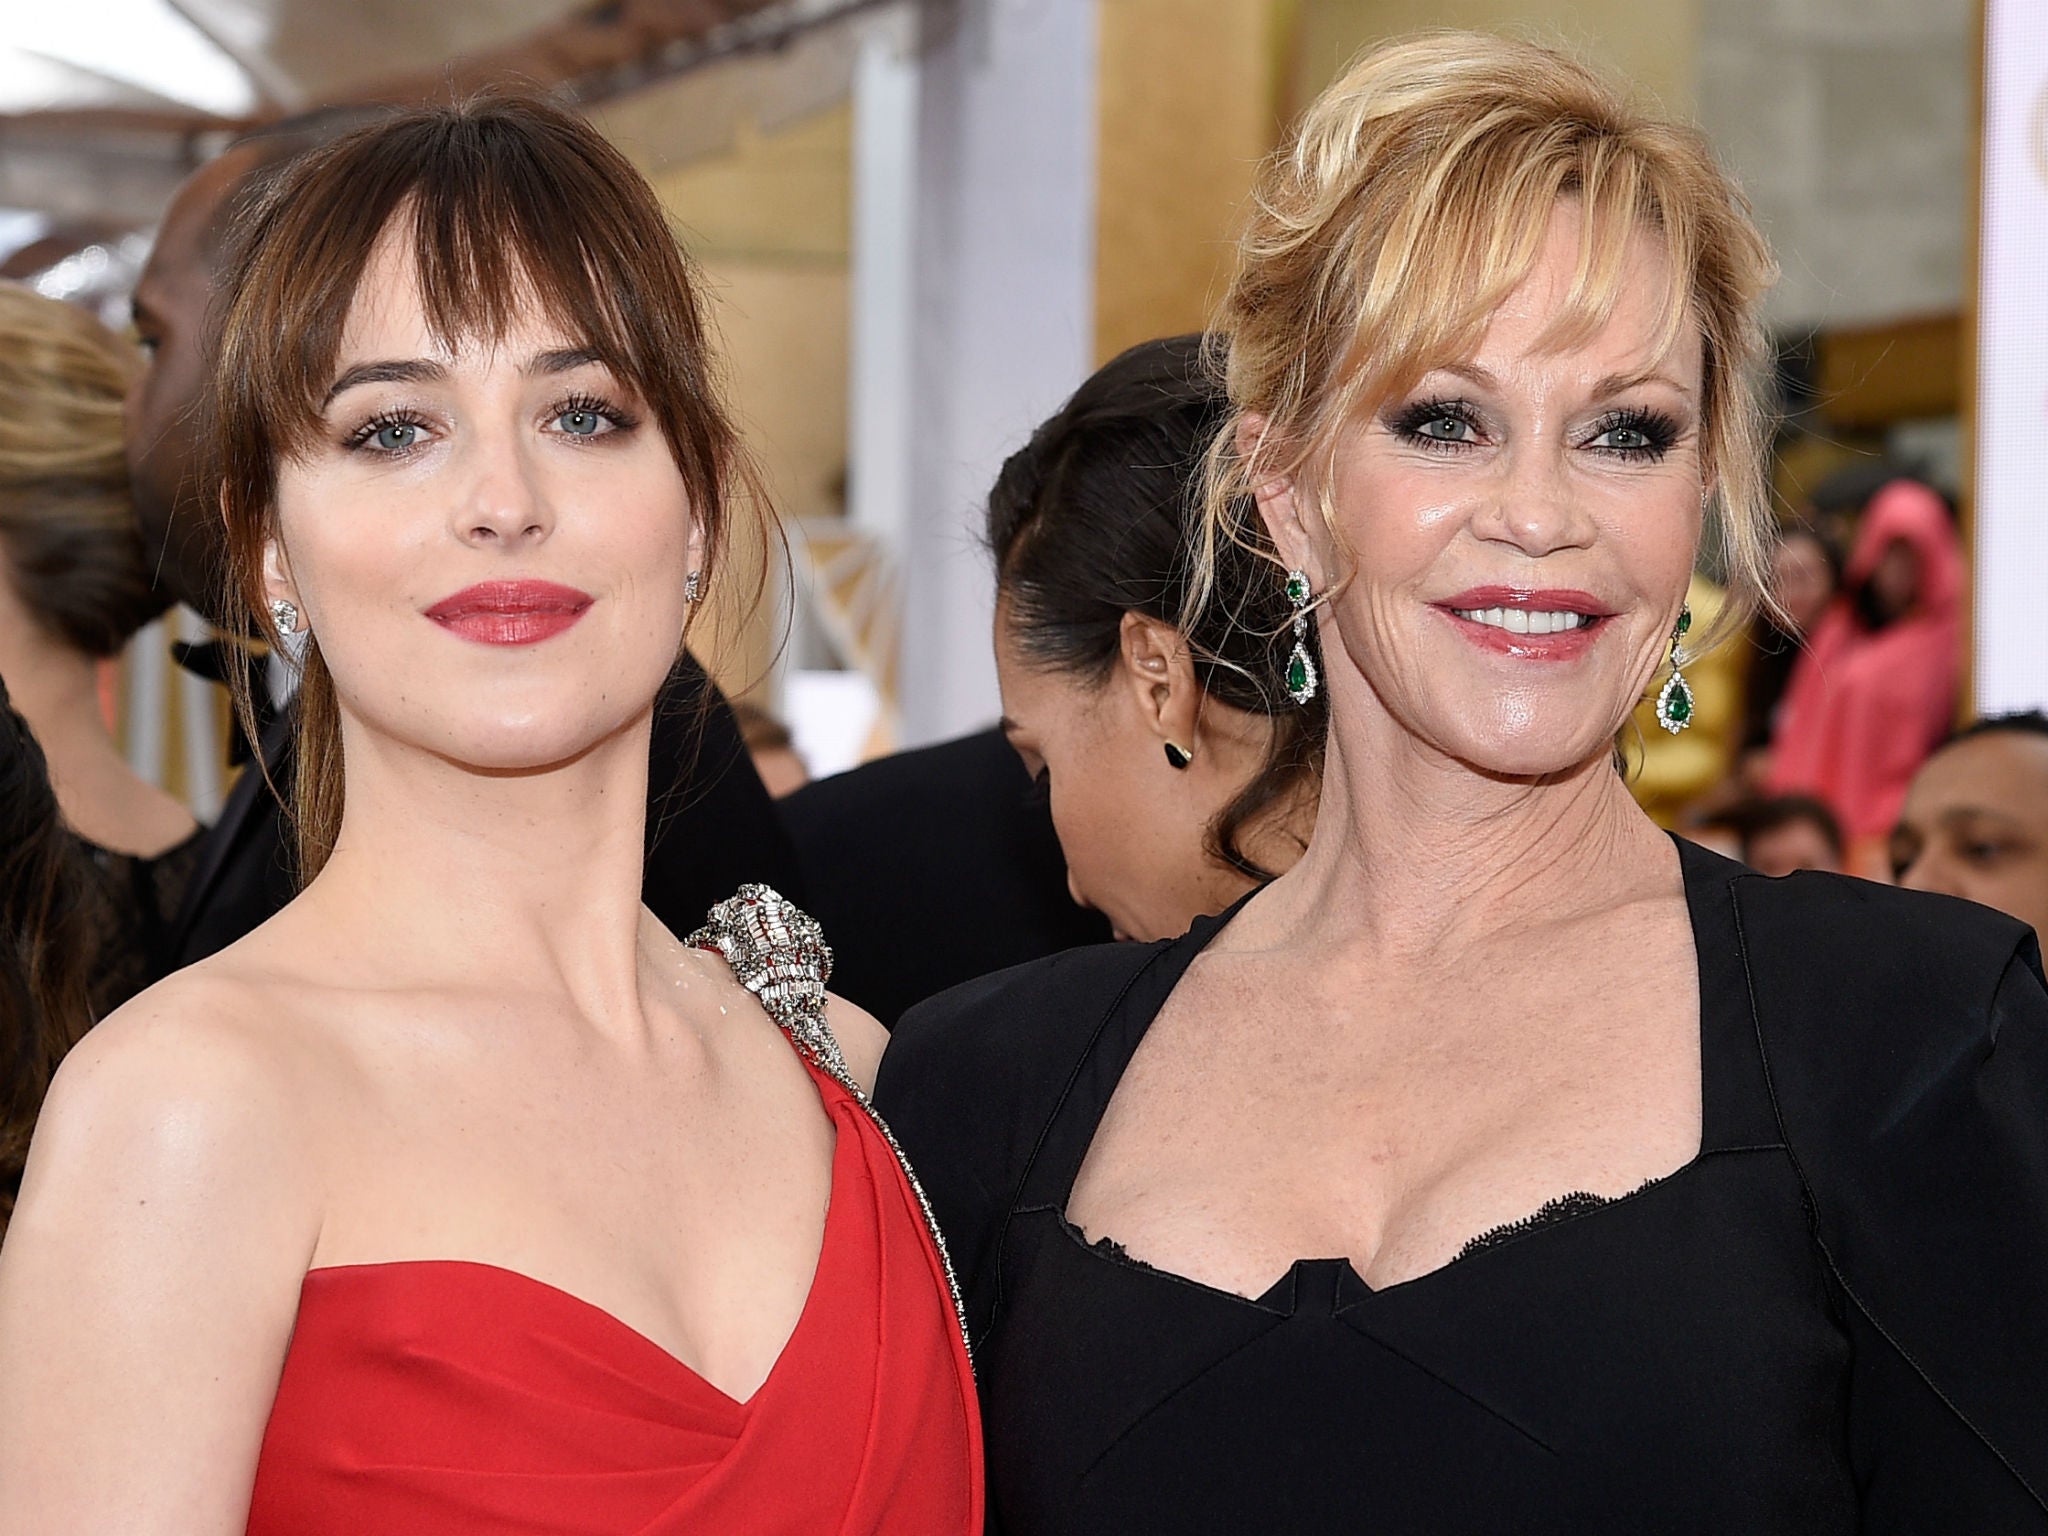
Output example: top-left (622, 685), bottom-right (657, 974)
top-left (1284, 569), bottom-right (1319, 706)
top-left (1654, 605), bottom-right (1694, 734)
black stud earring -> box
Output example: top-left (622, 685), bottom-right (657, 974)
top-left (1163, 742), bottom-right (1193, 771)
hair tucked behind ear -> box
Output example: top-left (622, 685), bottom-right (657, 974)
top-left (0, 678), bottom-right (97, 1237)
top-left (988, 335), bottom-right (1323, 880)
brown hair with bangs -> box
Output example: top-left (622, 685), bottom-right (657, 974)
top-left (1197, 30), bottom-right (1780, 653)
top-left (207, 92), bottom-right (769, 881)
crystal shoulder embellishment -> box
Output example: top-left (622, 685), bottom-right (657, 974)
top-left (687, 884), bottom-right (843, 1078)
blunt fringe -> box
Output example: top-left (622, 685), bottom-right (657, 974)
top-left (207, 92), bottom-right (770, 881)
top-left (1197, 31), bottom-right (1781, 655)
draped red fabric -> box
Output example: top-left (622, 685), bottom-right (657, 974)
top-left (246, 1064), bottom-right (982, 1535)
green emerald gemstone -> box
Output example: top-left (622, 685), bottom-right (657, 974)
top-left (1667, 685), bottom-right (1692, 721)
top-left (1676, 608), bottom-right (1692, 636)
top-left (1286, 572), bottom-right (1310, 606)
top-left (1286, 652), bottom-right (1309, 694)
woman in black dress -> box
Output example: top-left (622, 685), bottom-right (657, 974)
top-left (876, 31), bottom-right (2048, 1533)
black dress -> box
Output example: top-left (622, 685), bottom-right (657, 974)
top-left (877, 841), bottom-right (2048, 1533)
top-left (780, 728), bottom-right (1109, 1023)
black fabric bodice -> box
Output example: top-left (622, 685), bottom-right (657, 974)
top-left (980, 844), bottom-right (1853, 1533)
top-left (879, 841), bottom-right (2048, 1534)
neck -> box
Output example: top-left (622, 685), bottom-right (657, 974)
top-left (297, 711), bottom-right (663, 1031)
top-left (0, 614), bottom-right (122, 802)
top-left (1261, 686), bottom-right (1667, 960)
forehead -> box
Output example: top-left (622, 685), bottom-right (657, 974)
top-left (1910, 734), bottom-right (2048, 818)
top-left (1466, 203), bottom-right (1698, 383)
top-left (332, 219), bottom-right (583, 369)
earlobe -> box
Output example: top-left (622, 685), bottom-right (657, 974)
top-left (1118, 610), bottom-right (1202, 757)
top-left (1238, 414), bottom-right (1317, 577)
top-left (261, 537), bottom-right (298, 609)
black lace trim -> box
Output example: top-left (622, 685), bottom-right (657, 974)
top-left (1454, 1181), bottom-right (1655, 1262)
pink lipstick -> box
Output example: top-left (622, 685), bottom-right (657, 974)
top-left (425, 580), bottom-right (592, 646)
top-left (1434, 586), bottom-right (1613, 661)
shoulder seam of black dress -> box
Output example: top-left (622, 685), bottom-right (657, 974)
top-left (1730, 873), bottom-right (2048, 1511)
top-left (984, 939), bottom-right (1191, 1340)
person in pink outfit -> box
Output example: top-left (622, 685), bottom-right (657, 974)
top-left (1769, 479), bottom-right (1963, 849)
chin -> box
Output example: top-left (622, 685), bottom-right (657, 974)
top-left (1426, 697), bottom-right (1620, 781)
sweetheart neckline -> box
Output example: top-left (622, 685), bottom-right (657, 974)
top-left (299, 1076), bottom-right (854, 1411)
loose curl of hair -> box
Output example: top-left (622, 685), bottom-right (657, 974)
top-left (0, 283), bottom-right (167, 657)
top-left (990, 336), bottom-right (1323, 881)
top-left (1196, 31), bottom-right (1780, 657)
top-left (0, 678), bottom-right (97, 1236)
top-left (204, 94), bottom-right (772, 881)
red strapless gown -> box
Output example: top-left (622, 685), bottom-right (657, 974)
top-left (246, 1061), bottom-right (982, 1534)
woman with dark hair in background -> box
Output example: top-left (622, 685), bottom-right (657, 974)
top-left (989, 334), bottom-right (1319, 942)
top-left (0, 96), bottom-right (979, 1533)
top-left (0, 283), bottom-right (199, 1013)
top-left (0, 677), bottom-right (97, 1240)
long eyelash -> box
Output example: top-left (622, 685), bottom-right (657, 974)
top-left (1588, 406), bottom-right (1681, 463)
top-left (343, 408), bottom-right (429, 450)
top-left (550, 391), bottom-right (641, 432)
top-left (1385, 395), bottom-right (1483, 451)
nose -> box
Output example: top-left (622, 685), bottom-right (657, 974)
top-left (456, 435), bottom-right (554, 549)
top-left (1897, 850), bottom-right (1965, 900)
top-left (1478, 445), bottom-right (1596, 558)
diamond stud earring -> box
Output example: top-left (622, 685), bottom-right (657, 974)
top-left (270, 598), bottom-right (299, 636)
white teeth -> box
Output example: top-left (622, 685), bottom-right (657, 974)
top-left (1452, 607), bottom-right (1588, 634)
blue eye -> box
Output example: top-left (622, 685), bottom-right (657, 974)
top-left (373, 421), bottom-right (419, 452)
top-left (556, 408), bottom-right (602, 436)
top-left (1415, 413), bottom-right (1475, 444)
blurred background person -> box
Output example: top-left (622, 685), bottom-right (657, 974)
top-left (732, 697), bottom-right (810, 797)
top-left (1769, 478), bottom-right (1962, 859)
top-left (0, 282), bottom-right (199, 1013)
top-left (782, 720), bottom-right (1108, 1022)
top-left (121, 109), bottom-right (804, 973)
top-left (1703, 794), bottom-right (1845, 878)
top-left (986, 333), bottom-right (1319, 942)
top-left (0, 678), bottom-right (98, 1240)
top-left (1892, 712), bottom-right (2048, 941)
top-left (1738, 520), bottom-right (1841, 783)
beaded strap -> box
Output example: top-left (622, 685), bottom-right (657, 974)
top-left (687, 884), bottom-right (845, 1080)
top-left (687, 882), bottom-right (974, 1368)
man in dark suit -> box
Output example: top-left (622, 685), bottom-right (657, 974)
top-left (779, 727), bottom-right (1109, 1023)
top-left (124, 115), bottom-right (802, 971)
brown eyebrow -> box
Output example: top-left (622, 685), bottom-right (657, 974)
top-left (323, 358), bottom-right (447, 406)
top-left (1591, 368), bottom-right (1697, 401)
top-left (322, 348), bottom-right (610, 408)
top-left (527, 347), bottom-right (606, 376)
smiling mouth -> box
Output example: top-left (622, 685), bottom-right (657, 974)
top-left (1448, 605), bottom-right (1597, 636)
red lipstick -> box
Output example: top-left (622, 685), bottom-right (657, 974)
top-left (425, 580), bottom-right (592, 646)
top-left (1434, 586), bottom-right (1614, 661)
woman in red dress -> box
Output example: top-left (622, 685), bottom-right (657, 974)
top-left (0, 96), bottom-right (980, 1535)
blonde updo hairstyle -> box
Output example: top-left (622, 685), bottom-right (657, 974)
top-left (0, 284), bottom-right (164, 656)
top-left (1199, 31), bottom-right (1780, 652)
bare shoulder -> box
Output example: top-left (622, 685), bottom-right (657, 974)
top-left (825, 994), bottom-right (889, 1095)
top-left (17, 960), bottom-right (320, 1245)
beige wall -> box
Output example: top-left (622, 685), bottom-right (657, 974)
top-left (1093, 0), bottom-right (1292, 363)
top-left (1291, 0), bottom-right (1700, 117)
top-left (630, 104), bottom-right (854, 699)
